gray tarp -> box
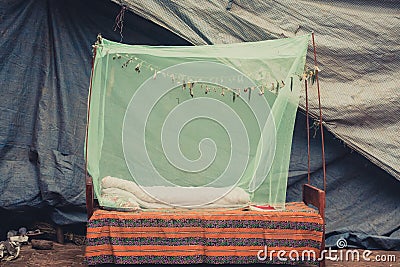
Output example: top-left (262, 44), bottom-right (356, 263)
top-left (0, 0), bottom-right (188, 226)
top-left (116, 0), bottom-right (400, 180)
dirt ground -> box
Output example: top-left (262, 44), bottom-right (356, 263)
top-left (0, 243), bottom-right (399, 267)
top-left (0, 242), bottom-right (86, 267)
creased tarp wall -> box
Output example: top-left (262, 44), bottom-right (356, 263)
top-left (0, 0), bottom-right (189, 224)
top-left (289, 115), bottom-right (400, 250)
top-left (116, 0), bottom-right (400, 181)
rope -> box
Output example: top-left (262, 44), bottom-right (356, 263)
top-left (311, 32), bottom-right (327, 192)
top-left (113, 5), bottom-right (126, 42)
top-left (305, 79), bottom-right (311, 185)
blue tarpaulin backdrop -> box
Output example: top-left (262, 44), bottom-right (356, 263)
top-left (0, 0), bottom-right (399, 250)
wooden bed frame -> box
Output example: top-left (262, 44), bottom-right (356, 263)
top-left (303, 183), bottom-right (326, 267)
top-left (85, 177), bottom-right (326, 266)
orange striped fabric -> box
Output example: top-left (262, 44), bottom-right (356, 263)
top-left (85, 202), bottom-right (324, 265)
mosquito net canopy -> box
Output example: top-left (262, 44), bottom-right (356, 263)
top-left (86, 34), bottom-right (309, 210)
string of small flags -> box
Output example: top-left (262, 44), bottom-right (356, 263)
top-left (113, 53), bottom-right (272, 84)
top-left (163, 81), bottom-right (290, 100)
top-left (298, 66), bottom-right (321, 85)
top-left (110, 54), bottom-right (316, 99)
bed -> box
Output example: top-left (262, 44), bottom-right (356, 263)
top-left (85, 180), bottom-right (325, 266)
top-left (84, 33), bottom-right (327, 266)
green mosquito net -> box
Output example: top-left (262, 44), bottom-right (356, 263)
top-left (86, 34), bottom-right (310, 211)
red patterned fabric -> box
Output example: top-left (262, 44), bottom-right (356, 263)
top-left (86, 202), bottom-right (323, 265)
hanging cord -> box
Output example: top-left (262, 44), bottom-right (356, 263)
top-left (305, 79), bottom-right (311, 185)
top-left (311, 32), bottom-right (327, 192)
top-left (113, 5), bottom-right (126, 42)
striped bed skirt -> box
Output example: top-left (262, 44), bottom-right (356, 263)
top-left (85, 202), bottom-right (324, 265)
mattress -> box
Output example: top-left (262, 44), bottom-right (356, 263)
top-left (85, 202), bottom-right (324, 265)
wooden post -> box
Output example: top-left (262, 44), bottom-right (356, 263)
top-left (85, 41), bottom-right (97, 220)
top-left (55, 225), bottom-right (64, 244)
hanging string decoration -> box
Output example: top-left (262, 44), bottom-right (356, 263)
top-left (290, 77), bottom-right (293, 91)
top-left (111, 54), bottom-right (297, 102)
top-left (113, 5), bottom-right (127, 42)
top-left (298, 66), bottom-right (321, 85)
top-left (248, 87), bottom-right (252, 101)
top-left (189, 82), bottom-right (194, 98)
